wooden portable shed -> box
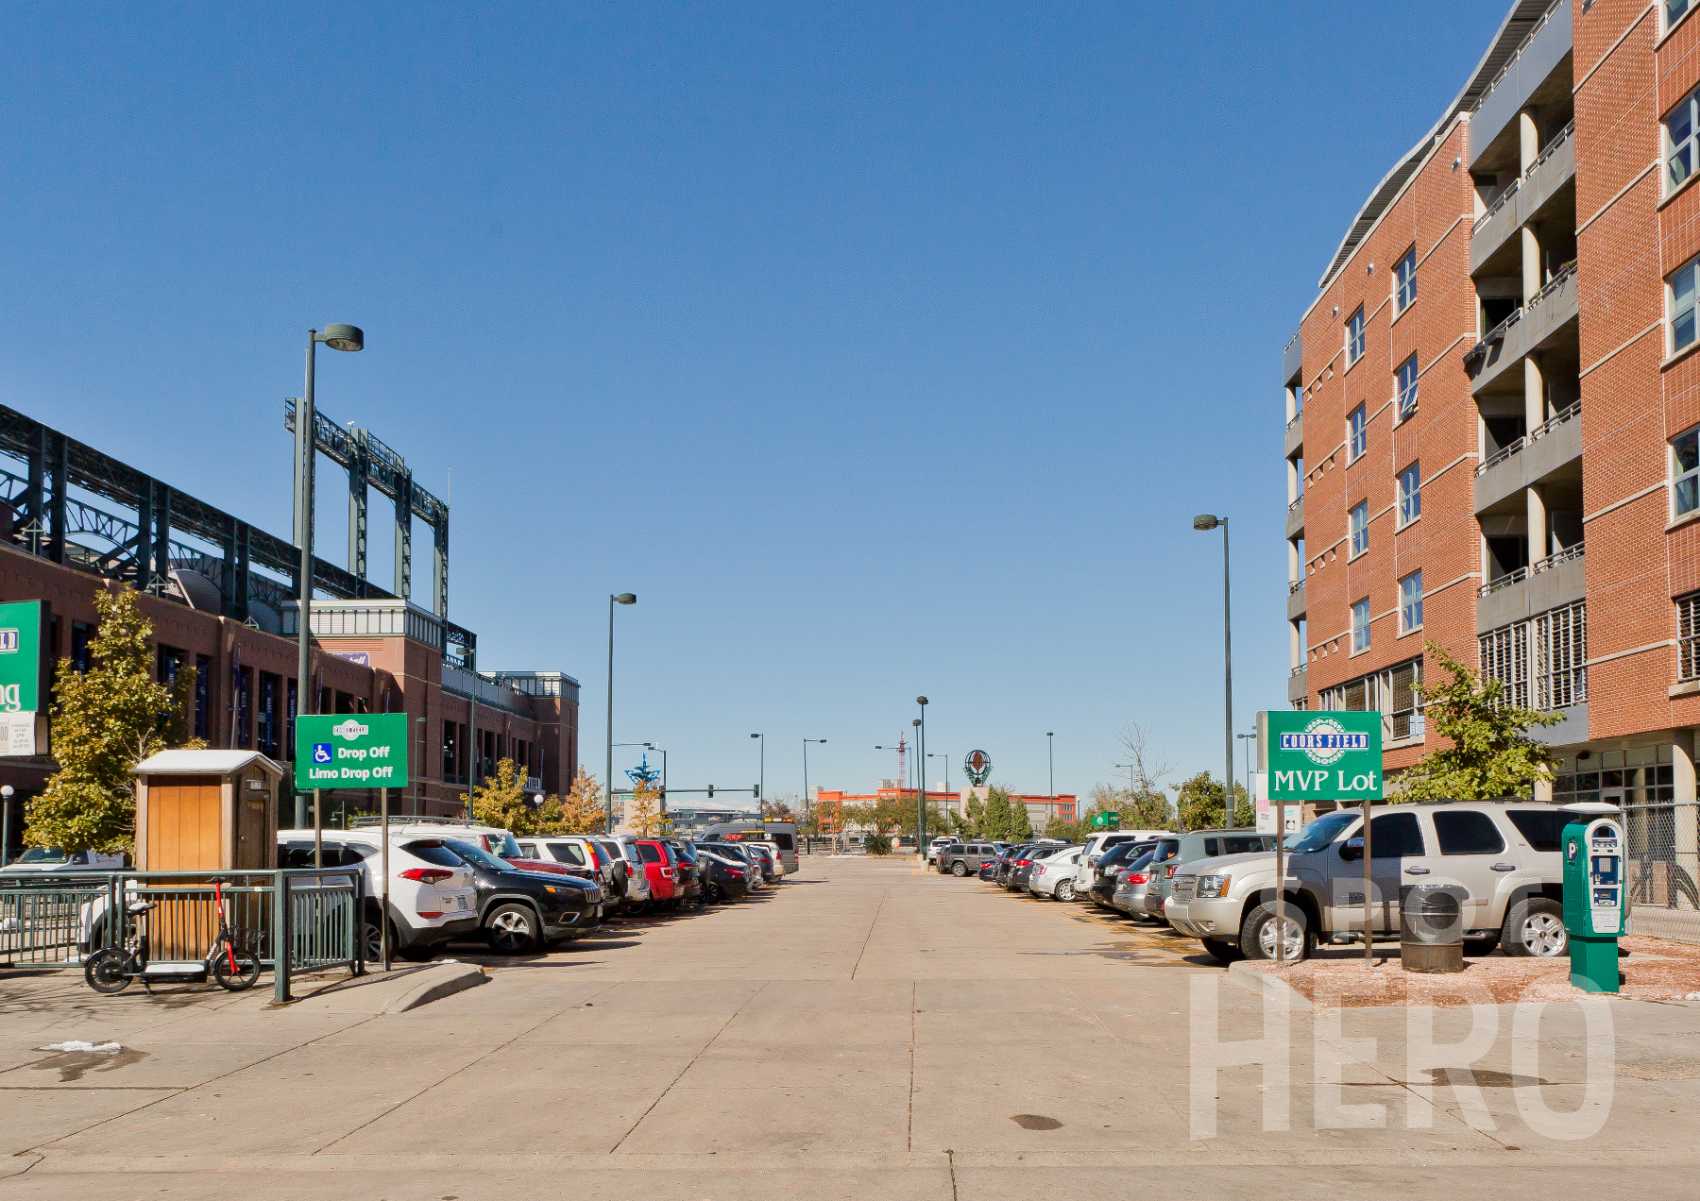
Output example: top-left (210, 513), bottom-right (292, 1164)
top-left (133, 750), bottom-right (284, 873)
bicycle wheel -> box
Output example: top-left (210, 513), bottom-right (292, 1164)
top-left (83, 948), bottom-right (132, 995)
top-left (212, 942), bottom-right (262, 991)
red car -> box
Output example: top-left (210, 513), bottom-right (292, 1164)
top-left (625, 838), bottom-right (680, 906)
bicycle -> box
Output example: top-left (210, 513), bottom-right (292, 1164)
top-left (83, 879), bottom-right (262, 994)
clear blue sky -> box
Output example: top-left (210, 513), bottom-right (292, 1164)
top-left (2, 2), bottom-right (1506, 807)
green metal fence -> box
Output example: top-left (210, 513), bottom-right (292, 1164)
top-left (0, 867), bottom-right (363, 1003)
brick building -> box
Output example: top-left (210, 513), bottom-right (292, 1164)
top-left (0, 403), bottom-right (578, 848)
top-left (813, 786), bottom-right (1078, 834)
top-left (1283, 0), bottom-right (1700, 931)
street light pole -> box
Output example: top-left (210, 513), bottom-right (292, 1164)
top-left (1193, 514), bottom-right (1235, 809)
top-left (1237, 732), bottom-right (1256, 796)
top-left (750, 732), bottom-right (764, 819)
top-left (293, 323), bottom-right (363, 830)
top-left (914, 696), bottom-right (928, 854)
top-left (1046, 731), bottom-right (1055, 802)
top-left (803, 737), bottom-right (826, 843)
top-left (604, 593), bottom-right (637, 833)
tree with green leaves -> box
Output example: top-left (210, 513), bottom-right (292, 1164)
top-left (981, 787), bottom-right (1013, 841)
top-left (463, 757), bottom-right (536, 835)
top-left (1007, 795), bottom-right (1033, 841)
top-left (1175, 771), bottom-right (1252, 831)
top-left (963, 792), bottom-right (984, 837)
top-left (1395, 643), bottom-right (1559, 801)
top-left (27, 586), bottom-right (196, 854)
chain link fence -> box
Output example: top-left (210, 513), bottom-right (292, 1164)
top-left (1621, 800), bottom-right (1700, 943)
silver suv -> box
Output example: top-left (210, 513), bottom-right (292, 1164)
top-left (1164, 802), bottom-right (1571, 963)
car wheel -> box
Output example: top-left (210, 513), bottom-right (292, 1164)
top-left (951, 861), bottom-right (968, 877)
top-left (1239, 901), bottom-right (1312, 962)
top-left (361, 917), bottom-right (401, 964)
top-left (1200, 937), bottom-right (1244, 964)
top-left (484, 903), bottom-right (541, 954)
top-left (1055, 880), bottom-right (1076, 903)
top-left (1503, 897), bottom-right (1567, 957)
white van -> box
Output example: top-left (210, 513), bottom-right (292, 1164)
top-left (1072, 829), bottom-right (1173, 896)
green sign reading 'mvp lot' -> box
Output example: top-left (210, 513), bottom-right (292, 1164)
top-left (294, 713), bottom-right (410, 790)
top-left (1265, 710), bottom-right (1383, 802)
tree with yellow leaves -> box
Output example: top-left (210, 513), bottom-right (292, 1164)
top-left (625, 779), bottom-right (664, 836)
top-left (462, 757), bottom-right (536, 835)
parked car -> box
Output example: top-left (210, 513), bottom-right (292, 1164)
top-left (275, 829), bottom-right (479, 962)
top-left (607, 839), bottom-right (654, 907)
top-left (697, 841), bottom-right (762, 889)
top-left (441, 838), bottom-right (603, 953)
top-left (1071, 829), bottom-right (1172, 898)
top-left (1, 848), bottom-right (127, 876)
top-left (514, 835), bottom-right (629, 909)
top-left (1006, 842), bottom-right (1068, 892)
top-left (937, 841), bottom-right (1000, 877)
top-left (1164, 802), bottom-right (1573, 963)
top-left (744, 839), bottom-right (786, 880)
top-left (622, 837), bottom-right (683, 907)
top-left (926, 836), bottom-right (954, 864)
top-left (1027, 846), bottom-right (1084, 900)
top-left (666, 839), bottom-right (706, 908)
top-left (1109, 849), bottom-right (1161, 917)
top-left (992, 843), bottom-right (1032, 886)
top-left (1083, 840), bottom-right (1157, 907)
top-left (1146, 829), bottom-right (1275, 924)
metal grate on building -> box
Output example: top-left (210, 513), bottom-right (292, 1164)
top-left (1679, 591), bottom-right (1700, 682)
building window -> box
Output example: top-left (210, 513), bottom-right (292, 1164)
top-left (257, 672), bottom-right (281, 759)
top-left (1347, 404), bottom-right (1367, 461)
top-left (1345, 305), bottom-right (1365, 365)
top-left (1481, 602), bottom-right (1587, 712)
top-left (1394, 246), bottom-right (1417, 313)
top-left (1667, 83), bottom-right (1700, 194)
top-left (1397, 461), bottom-right (1421, 527)
top-left (1679, 592), bottom-right (1700, 682)
top-left (1674, 426), bottom-right (1699, 519)
top-left (234, 666), bottom-right (253, 750)
top-left (286, 679), bottom-right (297, 761)
top-left (194, 654), bottom-right (211, 740)
top-left (1349, 500), bottom-right (1369, 558)
top-left (1479, 623), bottom-right (1531, 710)
top-left (1351, 597), bottom-right (1371, 653)
top-left (1394, 354), bottom-right (1419, 421)
top-left (1400, 571), bottom-right (1424, 634)
top-left (69, 622), bottom-right (95, 673)
top-left (1669, 255), bottom-right (1700, 355)
top-left (1669, 0), bottom-right (1699, 35)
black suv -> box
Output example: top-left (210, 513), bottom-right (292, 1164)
top-left (443, 838), bottom-right (603, 954)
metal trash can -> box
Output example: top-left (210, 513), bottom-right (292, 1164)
top-left (1400, 883), bottom-right (1466, 974)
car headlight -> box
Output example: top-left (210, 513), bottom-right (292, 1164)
top-left (1194, 874), bottom-right (1231, 899)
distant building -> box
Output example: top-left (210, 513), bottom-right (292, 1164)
top-left (813, 785), bottom-right (1077, 834)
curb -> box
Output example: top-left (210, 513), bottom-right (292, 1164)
top-left (1226, 959), bottom-right (1314, 1011)
top-left (383, 962), bottom-right (489, 1013)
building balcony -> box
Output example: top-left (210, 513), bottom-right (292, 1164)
top-left (1464, 263), bottom-right (1578, 395)
top-left (1476, 542), bottom-right (1585, 631)
top-left (1467, 0), bottom-right (1573, 174)
top-left (1287, 664), bottom-right (1308, 705)
top-left (1287, 579), bottom-right (1306, 621)
top-left (1284, 410), bottom-right (1304, 459)
top-left (1474, 400), bottom-right (1582, 513)
top-left (1284, 495), bottom-right (1305, 540)
top-left (1283, 329), bottom-right (1302, 386)
top-left (1470, 119), bottom-right (1575, 276)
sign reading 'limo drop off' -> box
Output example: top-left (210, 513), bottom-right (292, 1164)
top-left (293, 713), bottom-right (411, 790)
top-left (1264, 710), bottom-right (1383, 802)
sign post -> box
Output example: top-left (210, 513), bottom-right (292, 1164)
top-left (0, 601), bottom-right (44, 757)
top-left (1263, 711), bottom-right (1384, 964)
top-left (293, 713), bottom-right (411, 971)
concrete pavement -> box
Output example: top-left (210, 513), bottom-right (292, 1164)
top-left (1, 854), bottom-right (1697, 1198)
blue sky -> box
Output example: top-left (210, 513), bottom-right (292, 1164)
top-left (1, 2), bottom-right (1507, 807)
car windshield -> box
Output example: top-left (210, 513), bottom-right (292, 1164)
top-left (1289, 811), bottom-right (1359, 854)
top-left (486, 832), bottom-right (522, 858)
top-left (444, 839), bottom-right (510, 872)
top-left (1124, 850), bottom-right (1155, 871)
top-left (17, 848), bottom-right (67, 864)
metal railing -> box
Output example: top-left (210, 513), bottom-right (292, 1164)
top-left (1479, 566), bottom-right (1529, 597)
top-left (1530, 398), bottom-right (1582, 442)
top-left (0, 868), bottom-right (362, 1003)
top-left (1286, 410), bottom-right (1302, 431)
top-left (1622, 800), bottom-right (1700, 944)
top-left (1531, 542), bottom-right (1585, 573)
top-left (1472, 0), bottom-right (1568, 114)
top-left (1530, 119), bottom-right (1575, 176)
top-left (1474, 179), bottom-right (1520, 232)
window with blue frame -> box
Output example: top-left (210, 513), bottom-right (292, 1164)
top-left (1400, 571), bottom-right (1424, 634)
top-left (1349, 500), bottom-right (1369, 557)
top-left (1352, 598), bottom-right (1371, 653)
top-left (1348, 404), bottom-right (1367, 461)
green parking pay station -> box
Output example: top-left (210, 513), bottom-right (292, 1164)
top-left (293, 713), bottom-right (411, 969)
top-left (1259, 710), bottom-right (1384, 965)
top-left (1562, 809), bottom-right (1628, 993)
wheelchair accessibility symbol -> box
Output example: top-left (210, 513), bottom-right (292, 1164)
top-left (311, 742), bottom-right (333, 765)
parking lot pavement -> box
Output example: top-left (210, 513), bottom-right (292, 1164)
top-left (2, 855), bottom-right (1699, 1200)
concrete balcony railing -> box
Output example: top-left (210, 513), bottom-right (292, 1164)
top-left (1465, 263), bottom-right (1578, 395)
top-left (1476, 542), bottom-right (1585, 631)
top-left (1473, 400), bottom-right (1582, 513)
top-left (1287, 578), bottom-right (1306, 621)
top-left (1471, 119), bottom-right (1575, 275)
top-left (1283, 329), bottom-right (1302, 386)
top-left (1284, 409), bottom-right (1304, 459)
top-left (1467, 0), bottom-right (1573, 173)
top-left (1284, 494), bottom-right (1305, 540)
top-left (1287, 664), bottom-right (1308, 704)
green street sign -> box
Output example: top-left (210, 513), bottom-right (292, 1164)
top-left (0, 600), bottom-right (43, 715)
top-left (294, 712), bottom-right (411, 790)
top-left (1265, 710), bottom-right (1383, 801)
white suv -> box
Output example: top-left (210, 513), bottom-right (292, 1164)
top-left (278, 829), bottom-right (479, 961)
top-left (515, 834), bottom-right (632, 907)
top-left (1072, 829), bottom-right (1173, 897)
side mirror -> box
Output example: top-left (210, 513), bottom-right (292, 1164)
top-left (1340, 837), bottom-right (1364, 862)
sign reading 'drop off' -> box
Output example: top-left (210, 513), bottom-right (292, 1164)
top-left (1264, 711), bottom-right (1383, 802)
top-left (293, 713), bottom-right (411, 790)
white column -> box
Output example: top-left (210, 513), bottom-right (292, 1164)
top-left (1527, 484), bottom-right (1549, 565)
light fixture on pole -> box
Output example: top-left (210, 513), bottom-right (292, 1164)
top-left (1237, 731), bottom-right (1257, 799)
top-left (914, 695), bottom-right (928, 854)
top-left (1192, 513), bottom-right (1235, 810)
top-left (604, 592), bottom-right (637, 833)
top-left (803, 737), bottom-right (826, 840)
top-left (293, 323), bottom-right (363, 830)
top-left (749, 732), bottom-right (764, 818)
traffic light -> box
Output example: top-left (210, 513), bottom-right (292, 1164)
top-left (753, 783), bottom-right (760, 800)
top-left (706, 785), bottom-right (715, 799)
